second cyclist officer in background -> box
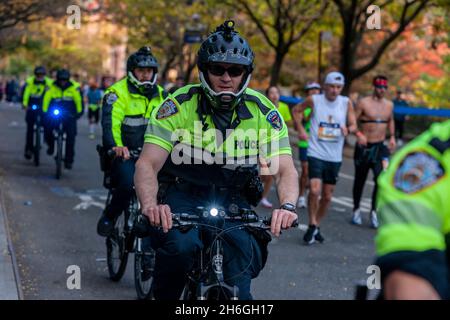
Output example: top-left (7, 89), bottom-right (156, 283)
top-left (97, 46), bottom-right (167, 236)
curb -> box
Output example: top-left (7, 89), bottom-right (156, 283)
top-left (0, 182), bottom-right (23, 300)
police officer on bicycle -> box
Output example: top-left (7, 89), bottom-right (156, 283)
top-left (97, 46), bottom-right (167, 236)
top-left (42, 69), bottom-right (83, 169)
top-left (22, 66), bottom-right (52, 160)
top-left (135, 21), bottom-right (299, 300)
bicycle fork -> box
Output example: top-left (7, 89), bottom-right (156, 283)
top-left (197, 239), bottom-right (239, 300)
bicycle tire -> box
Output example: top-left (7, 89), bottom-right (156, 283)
top-left (33, 126), bottom-right (40, 167)
top-left (134, 245), bottom-right (155, 300)
top-left (180, 279), bottom-right (197, 300)
top-left (205, 285), bottom-right (234, 301)
top-left (106, 211), bottom-right (129, 281)
top-left (55, 132), bottom-right (63, 179)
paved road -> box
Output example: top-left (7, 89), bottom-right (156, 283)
top-left (0, 101), bottom-right (378, 299)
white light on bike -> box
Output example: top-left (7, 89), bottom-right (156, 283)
top-left (53, 109), bottom-right (60, 116)
top-left (32, 105), bottom-right (37, 110)
top-left (210, 208), bottom-right (218, 217)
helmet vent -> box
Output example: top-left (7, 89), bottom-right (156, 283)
top-left (197, 20), bottom-right (254, 77)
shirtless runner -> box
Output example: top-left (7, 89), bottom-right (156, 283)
top-left (352, 75), bottom-right (396, 228)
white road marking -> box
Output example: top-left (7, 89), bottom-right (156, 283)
top-left (73, 194), bottom-right (104, 210)
top-left (338, 196), bottom-right (371, 210)
top-left (339, 172), bottom-right (375, 186)
top-left (331, 197), bottom-right (370, 213)
top-left (8, 121), bottom-right (20, 127)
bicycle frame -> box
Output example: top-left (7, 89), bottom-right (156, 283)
top-left (175, 208), bottom-right (272, 301)
top-left (192, 231), bottom-right (239, 300)
top-left (105, 188), bottom-right (139, 256)
top-left (100, 147), bottom-right (154, 299)
top-left (134, 204), bottom-right (298, 300)
top-left (48, 107), bottom-right (67, 179)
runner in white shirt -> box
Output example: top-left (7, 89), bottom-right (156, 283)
top-left (293, 72), bottom-right (357, 245)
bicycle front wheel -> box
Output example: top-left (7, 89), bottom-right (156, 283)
top-left (33, 126), bottom-right (40, 167)
top-left (55, 132), bottom-right (63, 179)
top-left (106, 213), bottom-right (129, 281)
top-left (134, 240), bottom-right (155, 300)
top-left (179, 277), bottom-right (200, 300)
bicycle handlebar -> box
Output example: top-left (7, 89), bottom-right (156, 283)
top-left (106, 149), bottom-right (116, 157)
top-left (133, 209), bottom-right (298, 237)
top-left (107, 147), bottom-right (141, 159)
top-left (172, 212), bottom-right (268, 228)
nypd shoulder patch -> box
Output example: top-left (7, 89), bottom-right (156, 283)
top-left (105, 93), bottom-right (118, 105)
top-left (393, 152), bottom-right (445, 194)
top-left (266, 110), bottom-right (283, 131)
top-left (156, 99), bottom-right (179, 120)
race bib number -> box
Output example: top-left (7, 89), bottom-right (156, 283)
top-left (318, 122), bottom-right (341, 142)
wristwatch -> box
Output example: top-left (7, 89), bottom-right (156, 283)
top-left (280, 202), bottom-right (297, 213)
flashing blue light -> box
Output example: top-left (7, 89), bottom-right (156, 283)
top-left (53, 109), bottom-right (60, 116)
top-left (31, 105), bottom-right (38, 110)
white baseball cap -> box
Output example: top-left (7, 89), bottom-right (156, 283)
top-left (304, 82), bottom-right (321, 90)
top-left (324, 71), bottom-right (345, 85)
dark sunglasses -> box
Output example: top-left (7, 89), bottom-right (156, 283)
top-left (375, 85), bottom-right (388, 89)
top-left (207, 64), bottom-right (246, 77)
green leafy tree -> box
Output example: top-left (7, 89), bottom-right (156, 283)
top-left (0, 0), bottom-right (70, 31)
top-left (332, 0), bottom-right (432, 94)
top-left (108, 0), bottom-right (225, 83)
top-left (413, 54), bottom-right (450, 108)
top-left (220, 0), bottom-right (329, 86)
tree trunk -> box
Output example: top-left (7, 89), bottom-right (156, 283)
top-left (340, 20), bottom-right (356, 96)
top-left (270, 50), bottom-right (286, 86)
top-left (184, 50), bottom-right (197, 83)
top-left (160, 54), bottom-right (177, 85)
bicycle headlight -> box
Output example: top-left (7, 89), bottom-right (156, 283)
top-left (31, 105), bottom-right (38, 110)
top-left (53, 109), bottom-right (60, 116)
top-left (210, 208), bottom-right (218, 217)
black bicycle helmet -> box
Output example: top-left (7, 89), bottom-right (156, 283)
top-left (197, 20), bottom-right (254, 110)
top-left (34, 66), bottom-right (46, 76)
top-left (126, 46), bottom-right (159, 93)
top-left (56, 69), bottom-right (71, 81)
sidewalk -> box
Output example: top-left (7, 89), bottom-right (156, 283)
top-left (0, 190), bottom-right (20, 300)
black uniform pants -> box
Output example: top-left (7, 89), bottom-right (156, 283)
top-left (105, 158), bottom-right (137, 220)
top-left (44, 115), bottom-right (77, 164)
top-left (25, 109), bottom-right (41, 152)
